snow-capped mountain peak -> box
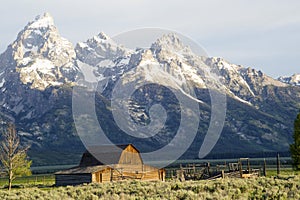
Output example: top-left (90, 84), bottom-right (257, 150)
top-left (0, 13), bottom-right (78, 90)
top-left (27, 12), bottom-right (54, 29)
top-left (76, 31), bottom-right (295, 107)
top-left (75, 31), bottom-right (130, 67)
top-left (151, 33), bottom-right (193, 57)
top-left (96, 32), bottom-right (110, 40)
top-left (155, 33), bottom-right (183, 46)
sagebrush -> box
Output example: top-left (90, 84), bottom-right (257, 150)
top-left (0, 175), bottom-right (299, 199)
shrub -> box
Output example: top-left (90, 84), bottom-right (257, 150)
top-left (0, 176), bottom-right (299, 199)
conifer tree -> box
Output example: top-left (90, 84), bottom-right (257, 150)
top-left (290, 112), bottom-right (300, 170)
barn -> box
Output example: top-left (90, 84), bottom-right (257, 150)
top-left (55, 144), bottom-right (165, 186)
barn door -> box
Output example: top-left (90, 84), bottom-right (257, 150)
top-left (95, 172), bottom-right (102, 183)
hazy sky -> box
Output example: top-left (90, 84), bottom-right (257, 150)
top-left (0, 0), bottom-right (299, 77)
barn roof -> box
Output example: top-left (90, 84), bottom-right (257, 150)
top-left (79, 144), bottom-right (140, 167)
top-left (55, 165), bottom-right (110, 175)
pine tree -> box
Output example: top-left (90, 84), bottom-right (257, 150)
top-left (290, 112), bottom-right (300, 170)
top-left (0, 123), bottom-right (31, 190)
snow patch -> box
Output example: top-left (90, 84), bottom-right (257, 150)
top-left (98, 59), bottom-right (115, 68)
top-left (228, 90), bottom-right (252, 106)
top-left (21, 58), bottom-right (55, 74)
top-left (0, 78), bottom-right (5, 87)
top-left (17, 58), bottom-right (66, 90)
top-left (77, 60), bottom-right (105, 83)
top-left (181, 62), bottom-right (206, 87)
top-left (18, 131), bottom-right (32, 137)
top-left (20, 57), bottom-right (32, 66)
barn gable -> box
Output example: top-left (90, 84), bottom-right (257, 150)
top-left (119, 144), bottom-right (143, 165)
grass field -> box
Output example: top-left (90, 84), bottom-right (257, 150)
top-left (0, 170), bottom-right (298, 199)
top-left (0, 175), bottom-right (298, 199)
top-left (0, 174), bottom-right (55, 189)
top-left (265, 169), bottom-right (298, 177)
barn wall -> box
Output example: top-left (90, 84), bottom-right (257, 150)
top-left (115, 164), bottom-right (143, 172)
top-left (92, 169), bottom-right (112, 183)
top-left (55, 174), bottom-right (92, 186)
top-left (92, 172), bottom-right (99, 182)
top-left (112, 164), bottom-right (165, 181)
top-left (119, 145), bottom-right (143, 165)
top-left (101, 170), bottom-right (112, 182)
top-left (142, 166), bottom-right (165, 181)
top-left (142, 170), bottom-right (160, 181)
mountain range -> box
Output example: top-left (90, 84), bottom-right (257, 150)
top-left (0, 13), bottom-right (299, 166)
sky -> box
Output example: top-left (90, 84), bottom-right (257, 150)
top-left (0, 0), bottom-right (299, 78)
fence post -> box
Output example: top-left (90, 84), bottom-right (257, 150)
top-left (277, 153), bottom-right (280, 176)
top-left (207, 162), bottom-right (211, 177)
top-left (238, 160), bottom-right (242, 178)
top-left (263, 158), bottom-right (267, 177)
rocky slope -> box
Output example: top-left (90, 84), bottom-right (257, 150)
top-left (0, 13), bottom-right (299, 165)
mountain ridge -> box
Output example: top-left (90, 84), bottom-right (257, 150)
top-left (0, 13), bottom-right (299, 165)
top-left (278, 74), bottom-right (300, 86)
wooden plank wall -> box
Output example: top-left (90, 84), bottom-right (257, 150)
top-left (112, 164), bottom-right (164, 181)
top-left (119, 145), bottom-right (143, 165)
top-left (92, 168), bottom-right (112, 183)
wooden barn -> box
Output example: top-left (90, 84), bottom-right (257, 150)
top-left (55, 144), bottom-right (165, 186)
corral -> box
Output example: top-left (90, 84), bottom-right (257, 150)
top-left (166, 158), bottom-right (262, 181)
